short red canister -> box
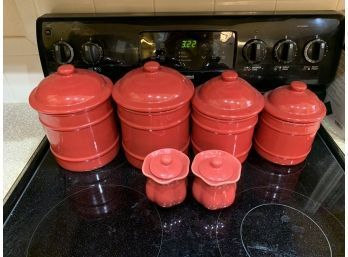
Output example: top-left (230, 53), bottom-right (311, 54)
top-left (191, 70), bottom-right (264, 163)
top-left (112, 61), bottom-right (194, 169)
top-left (29, 64), bottom-right (120, 172)
top-left (191, 150), bottom-right (241, 210)
top-left (254, 81), bottom-right (326, 165)
top-left (142, 148), bottom-right (190, 208)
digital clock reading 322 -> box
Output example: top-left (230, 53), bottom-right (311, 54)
top-left (180, 39), bottom-right (197, 49)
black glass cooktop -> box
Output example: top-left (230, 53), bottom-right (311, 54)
top-left (4, 134), bottom-right (344, 257)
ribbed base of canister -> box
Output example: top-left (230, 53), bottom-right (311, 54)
top-left (52, 138), bottom-right (120, 172)
top-left (123, 139), bottom-right (190, 170)
top-left (254, 139), bottom-right (308, 166)
top-left (191, 139), bottom-right (250, 163)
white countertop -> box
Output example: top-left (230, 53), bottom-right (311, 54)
top-left (3, 103), bottom-right (45, 202)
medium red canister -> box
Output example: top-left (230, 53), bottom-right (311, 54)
top-left (142, 148), bottom-right (190, 207)
top-left (191, 70), bottom-right (264, 163)
top-left (191, 150), bottom-right (241, 210)
top-left (29, 64), bottom-right (120, 172)
top-left (254, 81), bottom-right (326, 165)
top-left (112, 61), bottom-right (194, 169)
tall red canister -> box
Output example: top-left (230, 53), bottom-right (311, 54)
top-left (112, 61), bottom-right (194, 169)
top-left (191, 70), bottom-right (264, 163)
top-left (29, 64), bottom-right (120, 172)
top-left (254, 81), bottom-right (326, 165)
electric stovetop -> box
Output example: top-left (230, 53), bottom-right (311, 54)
top-left (4, 133), bottom-right (344, 257)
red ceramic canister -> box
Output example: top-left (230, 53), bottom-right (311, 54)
top-left (29, 64), bottom-right (120, 172)
top-left (191, 150), bottom-right (241, 210)
top-left (254, 81), bottom-right (326, 165)
top-left (191, 70), bottom-right (264, 163)
top-left (142, 148), bottom-right (190, 207)
top-left (112, 61), bottom-right (194, 169)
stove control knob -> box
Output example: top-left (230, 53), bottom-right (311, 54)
top-left (243, 39), bottom-right (267, 64)
top-left (81, 42), bottom-right (103, 65)
top-left (53, 41), bottom-right (74, 64)
top-left (304, 38), bottom-right (327, 64)
top-left (274, 39), bottom-right (297, 64)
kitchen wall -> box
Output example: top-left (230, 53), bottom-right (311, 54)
top-left (3, 0), bottom-right (345, 102)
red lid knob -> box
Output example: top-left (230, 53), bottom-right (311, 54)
top-left (221, 70), bottom-right (238, 82)
top-left (161, 154), bottom-right (173, 166)
top-left (210, 157), bottom-right (223, 168)
top-left (143, 61), bottom-right (160, 72)
top-left (290, 81), bottom-right (307, 92)
top-left (57, 64), bottom-right (75, 76)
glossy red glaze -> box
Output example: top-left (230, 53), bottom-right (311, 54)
top-left (191, 70), bottom-right (264, 163)
top-left (142, 148), bottom-right (190, 207)
top-left (145, 179), bottom-right (187, 208)
top-left (191, 150), bottom-right (241, 210)
top-left (192, 178), bottom-right (237, 210)
top-left (254, 81), bottom-right (326, 165)
top-left (113, 61), bottom-right (194, 169)
top-left (29, 64), bottom-right (120, 171)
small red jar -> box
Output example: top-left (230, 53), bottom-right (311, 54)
top-left (142, 148), bottom-right (190, 208)
top-left (254, 81), bottom-right (326, 165)
top-left (113, 61), bottom-right (194, 169)
top-left (29, 64), bottom-right (120, 172)
top-left (191, 150), bottom-right (241, 210)
top-left (191, 70), bottom-right (264, 163)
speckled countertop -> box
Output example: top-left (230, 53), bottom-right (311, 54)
top-left (3, 103), bottom-right (45, 202)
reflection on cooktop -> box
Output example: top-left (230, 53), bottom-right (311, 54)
top-left (27, 185), bottom-right (163, 257)
top-left (217, 187), bottom-right (344, 257)
top-left (242, 149), bottom-right (306, 202)
top-left (4, 136), bottom-right (345, 257)
top-left (240, 203), bottom-right (331, 257)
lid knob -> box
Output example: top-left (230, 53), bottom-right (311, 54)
top-left (290, 81), bottom-right (307, 92)
top-left (160, 154), bottom-right (173, 166)
top-left (210, 157), bottom-right (223, 169)
top-left (143, 61), bottom-right (160, 73)
top-left (221, 70), bottom-right (238, 82)
top-left (57, 64), bottom-right (75, 76)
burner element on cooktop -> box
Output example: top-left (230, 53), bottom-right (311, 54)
top-left (26, 185), bottom-right (163, 257)
top-left (240, 203), bottom-right (331, 257)
top-left (216, 187), bottom-right (344, 257)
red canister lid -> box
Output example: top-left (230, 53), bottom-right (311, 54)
top-left (142, 148), bottom-right (190, 184)
top-left (191, 150), bottom-right (241, 186)
top-left (192, 70), bottom-right (264, 119)
top-left (264, 81), bottom-right (327, 123)
top-left (112, 61), bottom-right (194, 112)
top-left (29, 64), bottom-right (113, 114)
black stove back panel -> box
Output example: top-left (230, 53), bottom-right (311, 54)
top-left (36, 12), bottom-right (344, 94)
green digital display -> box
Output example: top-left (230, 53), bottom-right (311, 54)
top-left (181, 39), bottom-right (197, 49)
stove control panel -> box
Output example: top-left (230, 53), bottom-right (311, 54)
top-left (243, 39), bottom-right (267, 64)
top-left (304, 38), bottom-right (328, 64)
top-left (37, 12), bottom-right (344, 93)
top-left (273, 39), bottom-right (298, 64)
top-left (139, 31), bottom-right (235, 71)
top-left (52, 40), bottom-right (74, 64)
top-left (81, 41), bottom-right (103, 65)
